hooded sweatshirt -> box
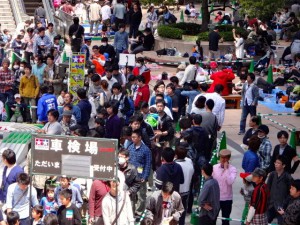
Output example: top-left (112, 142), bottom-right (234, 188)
top-left (207, 69), bottom-right (235, 96)
top-left (155, 162), bottom-right (184, 193)
top-left (134, 84), bottom-right (150, 108)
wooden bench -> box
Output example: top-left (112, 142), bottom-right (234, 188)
top-left (223, 95), bottom-right (242, 109)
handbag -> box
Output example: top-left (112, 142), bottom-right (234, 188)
top-left (111, 192), bottom-right (127, 225)
top-left (3, 188), bottom-right (28, 215)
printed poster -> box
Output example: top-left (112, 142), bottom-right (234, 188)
top-left (69, 54), bottom-right (86, 103)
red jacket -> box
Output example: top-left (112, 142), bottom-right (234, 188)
top-left (134, 84), bottom-right (150, 108)
top-left (133, 67), bottom-right (151, 84)
top-left (88, 180), bottom-right (110, 217)
top-left (207, 69), bottom-right (235, 96)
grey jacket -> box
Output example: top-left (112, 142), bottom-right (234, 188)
top-left (146, 190), bottom-right (184, 224)
top-left (198, 177), bottom-right (220, 220)
top-left (241, 82), bottom-right (259, 106)
top-left (267, 171), bottom-right (292, 209)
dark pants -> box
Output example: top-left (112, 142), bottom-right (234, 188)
top-left (24, 51), bottom-right (33, 64)
top-left (220, 200), bottom-right (233, 225)
top-left (71, 38), bottom-right (82, 53)
top-left (115, 18), bottom-right (124, 31)
top-left (129, 24), bottom-right (139, 38)
top-left (0, 90), bottom-right (14, 104)
top-left (234, 20), bottom-right (244, 27)
top-left (36, 187), bottom-right (44, 201)
top-left (239, 104), bottom-right (257, 133)
top-left (199, 215), bottom-right (217, 225)
top-left (267, 207), bottom-right (283, 225)
top-left (179, 194), bottom-right (189, 225)
top-left (20, 217), bottom-right (31, 225)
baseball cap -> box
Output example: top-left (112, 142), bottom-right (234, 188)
top-left (240, 173), bottom-right (252, 182)
top-left (62, 110), bottom-right (73, 117)
top-left (14, 94), bottom-right (21, 99)
top-left (210, 61), bottom-right (218, 68)
top-left (257, 124), bottom-right (269, 135)
top-left (177, 64), bottom-right (186, 70)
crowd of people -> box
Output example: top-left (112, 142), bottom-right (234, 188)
top-left (0, 0), bottom-right (299, 225)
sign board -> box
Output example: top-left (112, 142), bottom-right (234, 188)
top-left (31, 134), bottom-right (118, 180)
top-left (119, 54), bottom-right (136, 67)
top-left (69, 53), bottom-right (86, 102)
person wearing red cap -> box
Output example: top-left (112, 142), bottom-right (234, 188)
top-left (240, 173), bottom-right (254, 225)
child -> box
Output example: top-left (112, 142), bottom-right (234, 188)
top-left (54, 176), bottom-right (83, 209)
top-left (190, 5), bottom-right (197, 21)
top-left (11, 35), bottom-right (24, 57)
top-left (7, 211), bottom-right (20, 225)
top-left (57, 189), bottom-right (81, 225)
top-left (40, 185), bottom-right (58, 215)
top-left (57, 89), bottom-right (67, 106)
top-left (239, 173), bottom-right (254, 225)
top-left (9, 94), bottom-right (26, 123)
top-left (31, 205), bottom-right (43, 225)
top-left (101, 25), bottom-right (109, 38)
top-left (43, 214), bottom-right (59, 225)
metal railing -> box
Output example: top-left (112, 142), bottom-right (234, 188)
top-left (42, 0), bottom-right (55, 25)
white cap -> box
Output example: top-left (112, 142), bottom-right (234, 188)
top-left (14, 94), bottom-right (21, 99)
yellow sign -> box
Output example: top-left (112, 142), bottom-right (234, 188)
top-left (69, 54), bottom-right (86, 102)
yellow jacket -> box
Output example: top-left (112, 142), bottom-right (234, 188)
top-left (293, 100), bottom-right (300, 112)
top-left (19, 74), bottom-right (40, 98)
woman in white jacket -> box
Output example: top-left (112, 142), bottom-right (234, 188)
top-left (102, 180), bottom-right (135, 225)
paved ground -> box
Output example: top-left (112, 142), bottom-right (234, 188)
top-left (47, 5), bottom-right (300, 224)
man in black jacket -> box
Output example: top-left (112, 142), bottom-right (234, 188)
top-left (99, 37), bottom-right (116, 65)
top-left (154, 100), bottom-right (175, 146)
top-left (131, 28), bottom-right (155, 54)
top-left (118, 149), bottom-right (141, 206)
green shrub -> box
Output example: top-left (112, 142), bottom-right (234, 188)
top-left (215, 24), bottom-right (249, 39)
top-left (169, 22), bottom-right (202, 35)
top-left (157, 25), bottom-right (183, 39)
top-left (197, 31), bottom-right (236, 42)
top-left (197, 32), bottom-right (209, 41)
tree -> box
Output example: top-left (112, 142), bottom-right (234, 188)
top-left (201, 0), bottom-right (234, 32)
top-left (238, 0), bottom-right (284, 21)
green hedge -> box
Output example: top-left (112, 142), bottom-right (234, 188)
top-left (215, 25), bottom-right (248, 39)
top-left (157, 25), bottom-right (184, 39)
top-left (169, 22), bottom-right (202, 36)
top-left (197, 25), bottom-right (248, 42)
top-left (197, 31), bottom-right (235, 42)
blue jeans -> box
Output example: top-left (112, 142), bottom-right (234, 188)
top-left (0, 90), bottom-right (14, 104)
top-left (239, 104), bottom-right (257, 132)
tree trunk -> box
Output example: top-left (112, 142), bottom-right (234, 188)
top-left (201, 0), bottom-right (209, 32)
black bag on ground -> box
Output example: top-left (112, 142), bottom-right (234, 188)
top-left (166, 48), bottom-right (176, 56)
top-left (156, 48), bottom-right (166, 56)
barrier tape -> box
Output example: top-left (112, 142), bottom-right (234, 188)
top-left (259, 113), bottom-right (300, 117)
top-left (145, 59), bottom-right (254, 66)
top-left (261, 115), bottom-right (294, 132)
top-left (192, 213), bottom-right (278, 225)
top-left (136, 209), bottom-right (147, 224)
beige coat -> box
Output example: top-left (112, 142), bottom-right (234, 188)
top-left (89, 3), bottom-right (101, 21)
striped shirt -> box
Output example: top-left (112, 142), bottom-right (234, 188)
top-left (0, 69), bottom-right (15, 93)
top-left (250, 182), bottom-right (269, 214)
